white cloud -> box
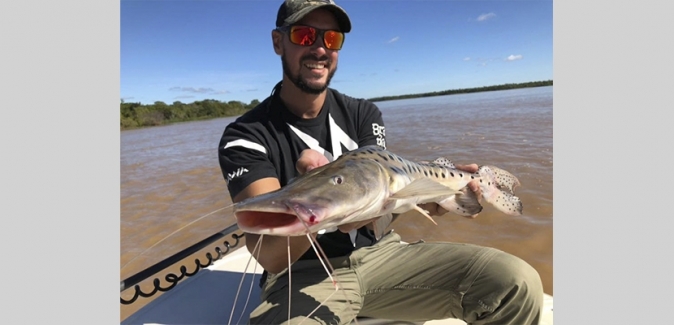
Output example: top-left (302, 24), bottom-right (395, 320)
top-left (169, 87), bottom-right (215, 93)
top-left (463, 57), bottom-right (471, 61)
top-left (169, 86), bottom-right (231, 95)
top-left (477, 13), bottom-right (496, 22)
top-left (506, 54), bottom-right (523, 61)
top-left (387, 36), bottom-right (400, 44)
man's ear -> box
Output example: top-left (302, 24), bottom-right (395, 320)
top-left (272, 30), bottom-right (283, 55)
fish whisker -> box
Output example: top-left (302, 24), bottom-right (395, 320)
top-left (228, 233), bottom-right (263, 325)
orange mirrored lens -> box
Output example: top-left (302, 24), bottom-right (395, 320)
top-left (323, 31), bottom-right (344, 50)
top-left (289, 26), bottom-right (316, 46)
top-left (289, 26), bottom-right (344, 50)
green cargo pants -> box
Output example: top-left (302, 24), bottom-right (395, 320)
top-left (248, 231), bottom-right (543, 325)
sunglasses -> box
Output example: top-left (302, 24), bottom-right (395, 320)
top-left (277, 25), bottom-right (345, 51)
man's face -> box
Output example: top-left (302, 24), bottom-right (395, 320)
top-left (275, 8), bottom-right (341, 94)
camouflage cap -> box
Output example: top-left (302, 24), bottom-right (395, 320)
top-left (276, 0), bottom-right (352, 33)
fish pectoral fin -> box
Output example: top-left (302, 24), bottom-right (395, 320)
top-left (390, 178), bottom-right (460, 200)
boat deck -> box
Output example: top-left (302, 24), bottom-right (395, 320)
top-left (122, 247), bottom-right (553, 324)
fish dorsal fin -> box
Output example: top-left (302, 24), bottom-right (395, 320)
top-left (390, 178), bottom-right (460, 200)
top-left (432, 157), bottom-right (455, 168)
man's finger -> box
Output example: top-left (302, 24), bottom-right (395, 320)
top-left (467, 180), bottom-right (483, 202)
top-left (296, 149), bottom-right (329, 174)
top-left (454, 163), bottom-right (479, 173)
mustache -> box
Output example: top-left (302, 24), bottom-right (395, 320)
top-left (301, 54), bottom-right (330, 63)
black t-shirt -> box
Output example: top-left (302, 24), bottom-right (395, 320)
top-left (218, 81), bottom-right (388, 262)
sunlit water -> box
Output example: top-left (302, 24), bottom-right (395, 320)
top-left (120, 87), bottom-right (553, 309)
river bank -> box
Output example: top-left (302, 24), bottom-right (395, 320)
top-left (120, 80), bottom-right (553, 131)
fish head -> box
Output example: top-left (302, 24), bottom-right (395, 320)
top-left (234, 157), bottom-right (390, 236)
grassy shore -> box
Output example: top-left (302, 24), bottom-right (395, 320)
top-left (367, 80), bottom-right (552, 102)
top-left (121, 80), bottom-right (552, 130)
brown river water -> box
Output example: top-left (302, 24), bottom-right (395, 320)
top-left (120, 86), bottom-right (553, 320)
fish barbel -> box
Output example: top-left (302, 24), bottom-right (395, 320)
top-left (233, 145), bottom-right (522, 236)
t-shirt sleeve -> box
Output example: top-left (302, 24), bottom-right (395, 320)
top-left (357, 101), bottom-right (387, 149)
top-left (218, 124), bottom-right (277, 200)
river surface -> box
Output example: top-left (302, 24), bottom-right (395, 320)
top-left (120, 86), bottom-right (553, 307)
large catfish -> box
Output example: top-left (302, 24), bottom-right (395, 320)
top-left (233, 145), bottom-right (522, 237)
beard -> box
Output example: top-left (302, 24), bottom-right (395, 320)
top-left (282, 54), bottom-right (337, 95)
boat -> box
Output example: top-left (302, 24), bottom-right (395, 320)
top-left (120, 228), bottom-right (553, 325)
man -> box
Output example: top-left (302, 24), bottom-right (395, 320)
top-left (218, 1), bottom-right (543, 324)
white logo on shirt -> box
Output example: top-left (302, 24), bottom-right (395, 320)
top-left (287, 113), bottom-right (359, 162)
top-left (227, 167), bottom-right (249, 182)
top-left (372, 123), bottom-right (386, 149)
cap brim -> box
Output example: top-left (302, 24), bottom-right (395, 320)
top-left (283, 4), bottom-right (351, 33)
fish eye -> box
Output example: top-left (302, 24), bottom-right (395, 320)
top-left (332, 176), bottom-right (344, 185)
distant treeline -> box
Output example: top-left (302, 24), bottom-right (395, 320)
top-left (367, 80), bottom-right (553, 102)
top-left (120, 99), bottom-right (260, 130)
top-left (121, 80), bottom-right (552, 129)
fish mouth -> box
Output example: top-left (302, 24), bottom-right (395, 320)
top-left (234, 200), bottom-right (322, 236)
top-left (235, 210), bottom-right (300, 233)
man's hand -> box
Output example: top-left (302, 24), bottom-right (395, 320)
top-left (296, 149), bottom-right (330, 174)
top-left (454, 163), bottom-right (482, 200)
top-left (418, 162), bottom-right (483, 219)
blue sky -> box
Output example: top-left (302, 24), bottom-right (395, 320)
top-left (121, 0), bottom-right (553, 105)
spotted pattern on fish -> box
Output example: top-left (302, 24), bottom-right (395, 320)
top-left (338, 147), bottom-right (524, 218)
top-left (234, 145), bottom-right (524, 236)
top-left (487, 166), bottom-right (521, 193)
top-left (432, 157), bottom-right (455, 169)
